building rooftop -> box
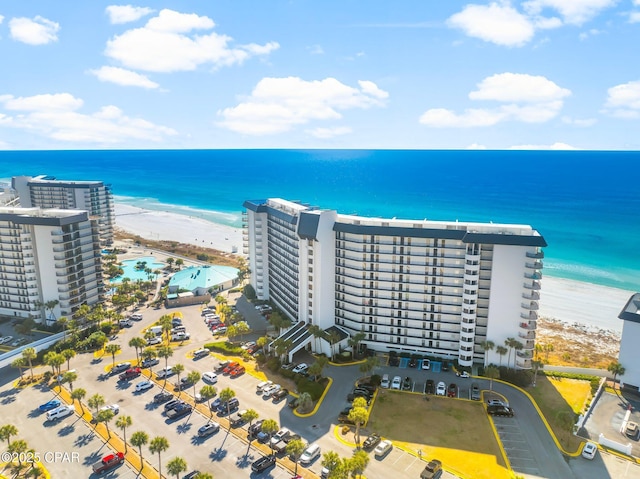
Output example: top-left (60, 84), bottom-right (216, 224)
top-left (619, 293), bottom-right (640, 324)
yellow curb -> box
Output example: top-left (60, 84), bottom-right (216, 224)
top-left (103, 358), bottom-right (136, 373)
top-left (328, 358), bottom-right (367, 367)
top-left (293, 377), bottom-right (333, 418)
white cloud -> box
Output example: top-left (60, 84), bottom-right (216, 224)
top-left (469, 72), bottom-right (571, 102)
top-left (307, 126), bottom-right (353, 139)
top-left (603, 80), bottom-right (640, 118)
top-left (447, 2), bottom-right (535, 47)
top-left (466, 143), bottom-right (488, 149)
top-left (420, 72), bottom-right (570, 127)
top-left (522, 0), bottom-right (616, 25)
top-left (9, 16), bottom-right (59, 45)
top-left (308, 44), bottom-right (324, 55)
top-left (217, 76), bottom-right (388, 135)
top-left (105, 9), bottom-right (278, 72)
top-left (3, 93), bottom-right (83, 111)
top-left (630, 11), bottom-right (640, 23)
top-left (532, 16), bottom-right (563, 29)
top-left (89, 66), bottom-right (159, 89)
top-left (510, 142), bottom-right (579, 150)
top-left (579, 28), bottom-right (601, 40)
top-left (0, 93), bottom-right (176, 143)
top-left (0, 15), bottom-right (4, 25)
top-left (562, 116), bottom-right (597, 127)
top-left (105, 5), bottom-right (154, 24)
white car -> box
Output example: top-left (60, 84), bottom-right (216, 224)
top-left (135, 380), bottom-right (154, 392)
top-left (457, 371), bottom-right (470, 378)
top-left (436, 381), bottom-right (446, 396)
top-left (100, 404), bottom-right (120, 415)
top-left (203, 372), bottom-right (218, 384)
top-left (0, 336), bottom-right (12, 345)
top-left (156, 367), bottom-right (175, 379)
top-left (256, 380), bottom-right (273, 392)
top-left (193, 348), bottom-right (209, 359)
top-left (112, 362), bottom-right (131, 374)
top-left (582, 441), bottom-right (597, 460)
top-left (391, 376), bottom-right (402, 390)
top-left (292, 363), bottom-right (308, 374)
top-left (299, 443), bottom-right (321, 465)
top-left (147, 337), bottom-right (162, 345)
top-left (270, 427), bottom-right (291, 446)
top-left (421, 359), bottom-right (431, 370)
top-left (373, 439), bottom-right (393, 458)
top-left (263, 384), bottom-right (280, 397)
top-left (380, 374), bottom-right (390, 389)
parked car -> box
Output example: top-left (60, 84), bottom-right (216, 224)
top-left (626, 421), bottom-right (639, 439)
top-left (292, 363), bottom-right (309, 374)
top-left (171, 332), bottom-right (190, 342)
top-left (241, 341), bottom-right (256, 350)
top-left (230, 409), bottom-right (248, 427)
top-left (299, 443), bottom-right (321, 465)
top-left (251, 454), bottom-right (276, 473)
top-left (193, 348), bottom-right (209, 359)
top-left (442, 362), bottom-right (450, 372)
top-left (0, 336), bottom-right (12, 345)
top-left (272, 388), bottom-right (289, 402)
top-left (230, 365), bottom-right (246, 377)
top-left (163, 399), bottom-right (184, 412)
top-left (214, 360), bottom-right (231, 372)
top-left (223, 361), bottom-right (240, 374)
top-left (175, 377), bottom-right (194, 391)
top-left (380, 374), bottom-right (390, 389)
top-left (425, 379), bottom-right (435, 395)
top-left (456, 370), bottom-right (470, 378)
top-left (256, 380), bottom-right (273, 392)
top-left (362, 433), bottom-right (381, 450)
top-left (92, 452), bottom-right (124, 474)
top-left (135, 380), bottom-right (153, 392)
top-left (409, 357), bottom-right (417, 368)
top-left (436, 382), bottom-right (446, 396)
top-left (420, 459), bottom-right (443, 479)
top-left (582, 441), bottom-right (598, 460)
top-left (197, 422), bottom-right (220, 438)
top-left (11, 338), bottom-right (28, 347)
top-left (141, 357), bottom-right (159, 368)
top-left (487, 399), bottom-right (507, 407)
top-left (118, 367), bottom-right (142, 381)
top-left (487, 405), bottom-right (514, 417)
top-left (39, 399), bottom-right (62, 412)
top-left (421, 359), bottom-right (431, 370)
top-left (153, 391), bottom-right (173, 403)
top-left (402, 376), bottom-right (413, 391)
top-left (146, 337), bottom-right (162, 346)
top-left (347, 389), bottom-right (372, 402)
top-left (157, 367), bottom-right (176, 379)
top-left (203, 371), bottom-right (218, 383)
top-left (447, 383), bottom-right (458, 398)
top-left (373, 439), bottom-right (393, 458)
top-left (248, 419), bottom-right (265, 438)
top-left (338, 407), bottom-right (353, 424)
top-left (471, 383), bottom-right (481, 401)
top-left (111, 362), bottom-right (132, 374)
top-left (270, 427), bottom-right (291, 446)
top-left (217, 397), bottom-right (239, 414)
top-left (100, 404), bottom-right (120, 415)
top-left (130, 313), bottom-right (143, 321)
top-left (391, 376), bottom-right (402, 390)
top-left (119, 319), bottom-right (132, 328)
top-left (263, 384), bottom-right (281, 398)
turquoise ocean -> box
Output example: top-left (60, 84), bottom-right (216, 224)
top-left (0, 149), bottom-right (638, 291)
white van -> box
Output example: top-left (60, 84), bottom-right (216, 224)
top-left (46, 404), bottom-right (75, 421)
top-left (149, 326), bottom-right (163, 336)
top-left (299, 443), bottom-right (321, 465)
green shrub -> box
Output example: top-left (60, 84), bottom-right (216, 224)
top-left (297, 377), bottom-right (328, 401)
top-left (369, 374), bottom-right (381, 386)
top-left (203, 341), bottom-right (244, 356)
top-left (266, 357), bottom-right (281, 372)
top-left (244, 284), bottom-right (257, 300)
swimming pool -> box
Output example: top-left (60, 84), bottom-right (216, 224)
top-left (111, 256), bottom-right (165, 283)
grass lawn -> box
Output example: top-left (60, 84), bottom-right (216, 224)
top-left (526, 375), bottom-right (590, 452)
top-left (367, 391), bottom-right (510, 479)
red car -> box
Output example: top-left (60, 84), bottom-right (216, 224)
top-left (222, 362), bottom-right (239, 374)
top-left (447, 383), bottom-right (458, 398)
top-left (230, 365), bottom-right (246, 377)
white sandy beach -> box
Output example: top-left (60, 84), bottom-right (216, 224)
top-left (114, 202), bottom-right (635, 333)
top-left (114, 203), bottom-right (243, 254)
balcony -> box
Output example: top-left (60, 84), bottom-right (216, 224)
top-left (521, 311), bottom-right (538, 320)
top-left (521, 301), bottom-right (539, 311)
top-left (517, 350), bottom-right (533, 359)
top-left (516, 358), bottom-right (532, 370)
top-left (522, 291), bottom-right (540, 300)
top-left (522, 340), bottom-right (535, 350)
top-left (526, 250), bottom-right (544, 259)
top-left (520, 321), bottom-right (537, 331)
top-left (518, 331), bottom-right (535, 340)
top-left (524, 280), bottom-right (541, 290)
top-left (524, 272), bottom-right (542, 280)
top-left (525, 261), bottom-right (544, 270)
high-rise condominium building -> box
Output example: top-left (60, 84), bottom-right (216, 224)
top-left (12, 175), bottom-right (115, 246)
top-left (0, 207), bottom-right (104, 324)
top-left (243, 198), bottom-right (546, 369)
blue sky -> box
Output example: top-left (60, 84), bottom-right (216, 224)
top-left (0, 1), bottom-right (639, 150)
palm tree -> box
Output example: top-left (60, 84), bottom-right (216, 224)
top-left (359, 355), bottom-right (379, 379)
top-left (328, 330), bottom-right (341, 360)
top-left (63, 370), bottom-right (78, 391)
top-left (485, 365), bottom-right (500, 391)
top-left (157, 345), bottom-right (173, 389)
top-left (105, 344), bottom-right (121, 369)
top-left (8, 439), bottom-right (29, 466)
top-left (199, 385), bottom-right (217, 419)
top-left (321, 451), bottom-right (341, 478)
top-left (544, 343), bottom-right (555, 363)
top-left (273, 338), bottom-right (293, 363)
top-left (43, 351), bottom-right (63, 376)
top-left (129, 337), bottom-right (146, 365)
top-left (512, 340), bottom-right (524, 369)
top-left (130, 431), bottom-right (149, 470)
top-left (193, 473), bottom-right (213, 479)
top-left (0, 424), bottom-right (18, 447)
top-left (172, 364), bottom-right (185, 396)
top-left (11, 358), bottom-right (26, 380)
top-left (480, 340), bottom-right (495, 366)
top-left (348, 332), bottom-right (366, 359)
top-left (141, 348), bottom-right (158, 375)
top-left (286, 438), bottom-right (306, 475)
top-left (96, 409), bottom-right (115, 438)
top-left (219, 387), bottom-right (236, 428)
top-left (116, 415), bottom-right (133, 452)
top-left (242, 409), bottom-right (259, 449)
top-left (22, 347), bottom-right (36, 381)
top-left (88, 393), bottom-right (105, 423)
top-left (175, 258), bottom-right (183, 270)
top-left (187, 371), bottom-right (201, 399)
top-left (607, 361), bottom-right (626, 388)
top-left (167, 457), bottom-right (187, 479)
top-left (349, 397), bottom-right (369, 447)
top-left (351, 449), bottom-right (370, 477)
top-left (504, 338), bottom-right (516, 370)
top-left (159, 315), bottom-right (173, 343)
top-left (496, 345), bottom-right (508, 367)
top-left (71, 388), bottom-right (86, 414)
top-left (261, 419), bottom-right (279, 455)
top-left (297, 392), bottom-right (313, 413)
top-left (57, 316), bottom-right (68, 340)
top-left (308, 324), bottom-right (324, 353)
top-left (149, 436), bottom-right (169, 479)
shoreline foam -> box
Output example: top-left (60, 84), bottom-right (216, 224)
top-left (114, 201), bottom-right (635, 334)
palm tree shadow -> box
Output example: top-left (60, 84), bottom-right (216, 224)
top-left (74, 432), bottom-right (97, 447)
top-left (209, 448), bottom-right (227, 462)
top-left (176, 420), bottom-right (192, 435)
top-left (58, 424), bottom-right (76, 437)
top-left (236, 451), bottom-right (255, 469)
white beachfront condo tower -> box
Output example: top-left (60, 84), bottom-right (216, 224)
top-left (12, 175), bottom-right (115, 246)
top-left (243, 198), bottom-right (546, 369)
top-left (618, 293), bottom-right (640, 391)
top-left (0, 207), bottom-right (104, 324)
